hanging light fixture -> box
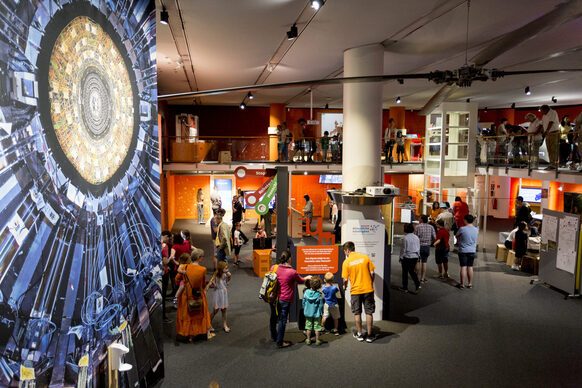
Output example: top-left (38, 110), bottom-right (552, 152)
top-left (160, 7), bottom-right (169, 25)
top-left (525, 86), bottom-right (531, 95)
top-left (466, 98), bottom-right (470, 103)
top-left (551, 96), bottom-right (557, 103)
top-left (240, 102), bottom-right (246, 110)
top-left (248, 92), bottom-right (254, 100)
top-left (324, 103), bottom-right (329, 109)
top-left (396, 96), bottom-right (401, 104)
top-left (287, 24), bottom-right (298, 40)
top-left (511, 103), bottom-right (516, 109)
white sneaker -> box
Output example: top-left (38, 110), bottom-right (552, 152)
top-left (511, 264), bottom-right (519, 271)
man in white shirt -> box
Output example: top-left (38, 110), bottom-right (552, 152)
top-left (541, 105), bottom-right (560, 169)
top-left (525, 113), bottom-right (543, 169)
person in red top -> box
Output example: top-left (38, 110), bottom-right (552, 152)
top-left (269, 251), bottom-right (311, 348)
top-left (453, 196), bottom-right (469, 229)
top-left (169, 231), bottom-right (195, 299)
top-left (433, 219), bottom-right (450, 279)
top-left (161, 231), bottom-right (173, 323)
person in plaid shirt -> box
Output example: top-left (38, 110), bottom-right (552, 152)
top-left (414, 214), bottom-right (436, 283)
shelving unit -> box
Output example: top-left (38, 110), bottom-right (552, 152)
top-left (423, 102), bottom-right (477, 214)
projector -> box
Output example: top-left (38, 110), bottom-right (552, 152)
top-left (366, 185), bottom-right (399, 196)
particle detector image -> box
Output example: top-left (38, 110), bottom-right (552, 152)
top-left (0, 0), bottom-right (161, 386)
top-left (48, 16), bottom-right (134, 185)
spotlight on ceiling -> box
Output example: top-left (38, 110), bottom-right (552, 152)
top-left (287, 24), bottom-right (298, 40)
top-left (248, 92), bottom-right (254, 100)
top-left (311, 0), bottom-right (325, 10)
top-left (397, 78), bottom-right (404, 85)
top-left (396, 96), bottom-right (401, 104)
top-left (160, 7), bottom-right (169, 25)
top-left (466, 98), bottom-right (470, 103)
top-left (525, 86), bottom-right (531, 95)
top-left (325, 103), bottom-right (329, 109)
top-left (240, 102), bottom-right (246, 110)
top-left (511, 103), bottom-right (516, 109)
top-left (552, 96), bottom-right (557, 103)
top-left (484, 107), bottom-right (488, 112)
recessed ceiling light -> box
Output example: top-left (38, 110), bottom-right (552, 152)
top-left (311, 0), bottom-right (325, 10)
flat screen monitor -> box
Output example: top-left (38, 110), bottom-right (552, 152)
top-left (519, 187), bottom-right (542, 203)
top-left (319, 175), bottom-right (342, 184)
top-left (253, 237), bottom-right (273, 250)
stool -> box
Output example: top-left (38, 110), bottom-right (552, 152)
top-left (496, 243), bottom-right (508, 262)
top-left (506, 250), bottom-right (516, 267)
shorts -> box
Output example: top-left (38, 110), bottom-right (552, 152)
top-left (396, 144), bottom-right (405, 153)
top-left (435, 248), bottom-right (449, 264)
top-left (234, 245), bottom-right (241, 255)
top-left (419, 245), bottom-right (430, 263)
top-left (216, 248), bottom-right (228, 263)
top-left (305, 316), bottom-right (322, 331)
top-left (323, 303), bottom-right (340, 320)
top-left (350, 292), bottom-right (375, 315)
top-left (458, 252), bottom-right (476, 267)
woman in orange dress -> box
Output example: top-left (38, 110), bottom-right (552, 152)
top-left (175, 248), bottom-right (213, 341)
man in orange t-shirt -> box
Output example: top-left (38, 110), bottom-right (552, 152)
top-left (341, 241), bottom-right (376, 343)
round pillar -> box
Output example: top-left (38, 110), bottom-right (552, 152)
top-left (342, 44), bottom-right (384, 191)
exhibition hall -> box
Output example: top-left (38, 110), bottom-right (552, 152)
top-left (1, 0), bottom-right (582, 387)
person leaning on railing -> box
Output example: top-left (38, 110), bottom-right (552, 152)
top-left (524, 113), bottom-right (544, 169)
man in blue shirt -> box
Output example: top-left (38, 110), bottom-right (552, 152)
top-left (399, 223), bottom-right (422, 294)
top-left (455, 214), bottom-right (479, 289)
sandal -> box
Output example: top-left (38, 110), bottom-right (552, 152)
top-left (277, 341), bottom-right (292, 349)
top-left (207, 332), bottom-right (216, 340)
top-left (224, 327), bottom-right (231, 333)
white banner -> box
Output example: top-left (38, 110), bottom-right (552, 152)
top-left (342, 219), bottom-right (385, 321)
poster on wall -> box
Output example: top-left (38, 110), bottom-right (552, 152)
top-left (0, 0), bottom-right (161, 386)
top-left (342, 219), bottom-right (385, 321)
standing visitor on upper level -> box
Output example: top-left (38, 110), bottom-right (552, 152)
top-left (540, 105), bottom-right (560, 170)
top-left (384, 118), bottom-right (396, 163)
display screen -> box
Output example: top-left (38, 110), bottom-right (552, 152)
top-left (319, 175), bottom-right (342, 184)
top-left (519, 187), bottom-right (542, 203)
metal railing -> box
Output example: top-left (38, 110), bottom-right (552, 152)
top-left (476, 130), bottom-right (582, 173)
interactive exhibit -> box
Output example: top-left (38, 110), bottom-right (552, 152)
top-left (0, 0), bottom-right (161, 386)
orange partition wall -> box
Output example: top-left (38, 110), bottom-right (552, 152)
top-left (389, 174), bottom-right (423, 222)
top-left (290, 175), bottom-right (339, 217)
top-left (549, 182), bottom-right (582, 212)
top-left (168, 176), bottom-right (211, 226)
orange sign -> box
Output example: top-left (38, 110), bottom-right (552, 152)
top-left (297, 245), bottom-right (339, 274)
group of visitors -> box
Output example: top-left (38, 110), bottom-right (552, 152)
top-left (276, 119), bottom-right (343, 163)
top-left (398, 195), bottom-right (478, 292)
top-left (504, 195), bottom-right (541, 271)
top-left (268, 241), bottom-right (377, 348)
top-left (481, 106), bottom-right (582, 170)
top-left (383, 118), bottom-right (407, 164)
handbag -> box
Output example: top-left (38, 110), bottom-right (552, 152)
top-left (184, 268), bottom-right (203, 312)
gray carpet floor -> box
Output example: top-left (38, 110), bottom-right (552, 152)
top-left (161, 217), bottom-right (582, 388)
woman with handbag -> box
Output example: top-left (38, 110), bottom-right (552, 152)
top-left (175, 248), bottom-right (214, 341)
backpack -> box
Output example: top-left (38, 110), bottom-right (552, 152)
top-left (259, 265), bottom-right (279, 304)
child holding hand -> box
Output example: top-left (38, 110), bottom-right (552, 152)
top-left (302, 276), bottom-right (324, 345)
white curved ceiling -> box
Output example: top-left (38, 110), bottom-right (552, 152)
top-left (157, 0), bottom-right (582, 110)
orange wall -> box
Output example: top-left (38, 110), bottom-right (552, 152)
top-left (290, 175), bottom-right (339, 217)
top-left (173, 175), bottom-right (211, 219)
top-left (388, 174), bottom-right (423, 222)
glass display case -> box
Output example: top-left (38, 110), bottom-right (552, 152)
top-left (423, 102), bottom-right (477, 213)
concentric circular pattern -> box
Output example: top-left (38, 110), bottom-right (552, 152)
top-left (48, 16), bottom-right (133, 185)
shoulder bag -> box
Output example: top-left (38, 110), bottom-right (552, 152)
top-left (184, 266), bottom-right (203, 312)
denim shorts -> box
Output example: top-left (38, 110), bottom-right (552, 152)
top-left (419, 245), bottom-right (430, 263)
top-left (458, 252), bottom-right (476, 267)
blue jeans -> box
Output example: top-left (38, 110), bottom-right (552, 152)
top-left (270, 300), bottom-right (291, 346)
top-left (217, 248), bottom-right (228, 263)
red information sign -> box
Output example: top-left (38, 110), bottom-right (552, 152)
top-left (297, 245), bottom-right (339, 274)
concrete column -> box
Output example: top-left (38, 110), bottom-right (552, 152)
top-left (342, 44), bottom-right (384, 191)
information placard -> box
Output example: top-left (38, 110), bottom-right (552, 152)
top-left (297, 246), bottom-right (339, 274)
